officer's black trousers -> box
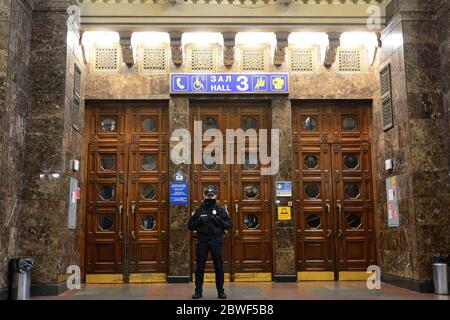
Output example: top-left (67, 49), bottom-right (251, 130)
top-left (195, 239), bottom-right (224, 293)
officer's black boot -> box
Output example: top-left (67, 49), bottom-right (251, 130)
top-left (192, 288), bottom-right (203, 299)
top-left (217, 289), bottom-right (227, 299)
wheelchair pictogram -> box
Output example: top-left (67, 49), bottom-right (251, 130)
top-left (252, 76), bottom-right (268, 91)
top-left (192, 76), bottom-right (207, 91)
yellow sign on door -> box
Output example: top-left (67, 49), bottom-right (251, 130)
top-left (277, 206), bottom-right (291, 220)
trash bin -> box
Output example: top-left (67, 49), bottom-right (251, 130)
top-left (432, 254), bottom-right (448, 295)
top-left (9, 258), bottom-right (35, 300)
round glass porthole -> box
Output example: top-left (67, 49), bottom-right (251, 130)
top-left (345, 183), bottom-right (360, 199)
top-left (303, 116), bottom-right (317, 131)
top-left (99, 185), bottom-right (114, 201)
top-left (306, 214), bottom-right (321, 229)
top-left (347, 214), bottom-right (362, 229)
top-left (141, 117), bottom-right (156, 132)
top-left (99, 215), bottom-right (114, 231)
top-left (304, 154), bottom-right (319, 169)
top-left (141, 155), bottom-right (157, 171)
top-left (304, 183), bottom-right (320, 199)
top-left (141, 215), bottom-right (156, 230)
top-left (244, 185), bottom-right (259, 199)
top-left (100, 155), bottom-right (116, 171)
top-left (203, 154), bottom-right (218, 170)
top-left (243, 117), bottom-right (258, 130)
top-left (141, 184), bottom-right (156, 200)
top-left (343, 154), bottom-right (359, 170)
top-left (100, 118), bottom-right (116, 132)
top-left (244, 214), bottom-right (259, 229)
top-left (244, 153), bottom-right (258, 170)
top-left (203, 117), bottom-right (218, 130)
top-left (342, 117), bottom-right (358, 131)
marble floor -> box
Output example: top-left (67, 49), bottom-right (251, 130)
top-left (32, 281), bottom-right (450, 300)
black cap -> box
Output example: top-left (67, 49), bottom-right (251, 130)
top-left (204, 186), bottom-right (217, 196)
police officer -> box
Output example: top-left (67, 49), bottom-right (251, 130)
top-left (187, 186), bottom-right (232, 299)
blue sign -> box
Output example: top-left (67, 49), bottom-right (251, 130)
top-left (170, 73), bottom-right (288, 94)
top-left (276, 181), bottom-right (292, 197)
top-left (170, 182), bottom-right (189, 205)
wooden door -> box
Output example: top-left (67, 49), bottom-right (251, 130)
top-left (293, 102), bottom-right (376, 279)
top-left (85, 102), bottom-right (168, 283)
top-left (190, 101), bottom-right (273, 281)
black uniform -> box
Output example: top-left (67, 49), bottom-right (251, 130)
top-left (187, 202), bottom-right (232, 295)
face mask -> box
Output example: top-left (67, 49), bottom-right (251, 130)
top-left (205, 198), bottom-right (216, 207)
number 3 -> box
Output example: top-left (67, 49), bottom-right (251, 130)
top-left (236, 76), bottom-right (249, 91)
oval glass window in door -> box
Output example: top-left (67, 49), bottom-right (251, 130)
top-left (99, 185), bottom-right (114, 201)
top-left (202, 117), bottom-right (218, 130)
top-left (304, 183), bottom-right (320, 199)
top-left (244, 214), bottom-right (259, 229)
top-left (141, 117), bottom-right (157, 132)
top-left (98, 215), bottom-right (114, 231)
top-left (304, 154), bottom-right (319, 169)
top-left (344, 183), bottom-right (360, 199)
top-left (342, 116), bottom-right (358, 131)
top-left (141, 215), bottom-right (156, 230)
top-left (141, 155), bottom-right (157, 171)
top-left (100, 117), bottom-right (117, 132)
top-left (100, 155), bottom-right (116, 171)
top-left (141, 184), bottom-right (156, 200)
top-left (305, 214), bottom-right (321, 229)
top-left (243, 117), bottom-right (258, 130)
top-left (302, 116), bottom-right (317, 131)
top-left (343, 154), bottom-right (359, 170)
top-left (347, 214), bottom-right (362, 229)
top-left (244, 185), bottom-right (259, 199)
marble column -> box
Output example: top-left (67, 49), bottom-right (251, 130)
top-left (271, 99), bottom-right (296, 281)
top-left (374, 0), bottom-right (450, 292)
top-left (167, 97), bottom-right (191, 283)
top-left (0, 0), bottom-right (32, 300)
top-left (18, 0), bottom-right (85, 296)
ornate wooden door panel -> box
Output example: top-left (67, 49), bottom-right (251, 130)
top-left (127, 105), bottom-right (168, 276)
top-left (85, 102), bottom-right (168, 281)
top-left (330, 106), bottom-right (376, 272)
top-left (293, 105), bottom-right (335, 271)
top-left (230, 104), bottom-right (272, 274)
top-left (86, 105), bottom-right (127, 275)
top-left (190, 103), bottom-right (232, 275)
top-left (294, 102), bottom-right (376, 277)
top-left (190, 101), bottom-right (273, 280)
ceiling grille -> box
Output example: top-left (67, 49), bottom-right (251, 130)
top-left (140, 46), bottom-right (168, 73)
top-left (92, 46), bottom-right (120, 72)
top-left (289, 47), bottom-right (314, 73)
top-left (337, 49), bottom-right (362, 72)
top-left (240, 46), bottom-right (268, 72)
top-left (189, 46), bottom-right (217, 72)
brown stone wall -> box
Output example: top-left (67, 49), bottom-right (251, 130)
top-left (18, 0), bottom-right (85, 294)
top-left (0, 0), bottom-right (32, 297)
top-left (374, 0), bottom-right (450, 289)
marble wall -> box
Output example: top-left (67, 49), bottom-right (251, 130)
top-left (0, 0), bottom-right (85, 298)
top-left (374, 0), bottom-right (450, 290)
top-left (19, 0), bottom-right (85, 294)
top-left (0, 0), bottom-right (32, 298)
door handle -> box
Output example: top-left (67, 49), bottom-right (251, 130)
top-left (234, 230), bottom-right (239, 239)
top-left (326, 229), bottom-right (331, 238)
top-left (131, 204), bottom-right (136, 240)
top-left (235, 203), bottom-right (238, 213)
top-left (336, 203), bottom-right (343, 238)
top-left (325, 203), bottom-right (330, 214)
top-left (118, 205), bottom-right (123, 240)
top-left (131, 231), bottom-right (136, 240)
top-left (132, 204), bottom-right (136, 215)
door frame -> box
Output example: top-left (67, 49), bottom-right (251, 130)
top-left (291, 99), bottom-right (378, 281)
top-left (188, 98), bottom-right (276, 281)
top-left (80, 100), bottom-right (170, 283)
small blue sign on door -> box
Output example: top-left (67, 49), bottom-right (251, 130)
top-left (276, 181), bottom-right (292, 197)
top-left (170, 182), bottom-right (189, 205)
